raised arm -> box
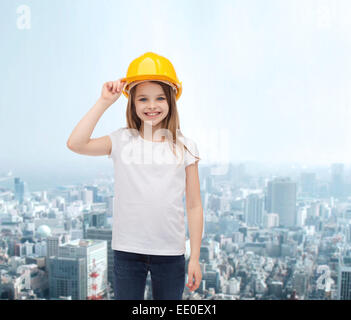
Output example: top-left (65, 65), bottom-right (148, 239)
top-left (66, 79), bottom-right (126, 156)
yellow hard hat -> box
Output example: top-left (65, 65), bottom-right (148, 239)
top-left (121, 52), bottom-right (183, 101)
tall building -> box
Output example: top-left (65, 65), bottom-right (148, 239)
top-left (330, 163), bottom-right (344, 198)
top-left (106, 195), bottom-right (114, 216)
top-left (346, 224), bottom-right (351, 244)
top-left (244, 193), bottom-right (264, 227)
top-left (203, 271), bottom-right (220, 293)
top-left (265, 181), bottom-right (273, 213)
top-left (14, 177), bottom-right (25, 204)
top-left (300, 172), bottom-right (316, 197)
top-left (86, 185), bottom-right (99, 203)
top-left (46, 236), bottom-right (63, 261)
top-left (82, 212), bottom-right (107, 238)
top-left (48, 239), bottom-right (108, 300)
top-left (48, 256), bottom-right (86, 300)
top-left (265, 213), bottom-right (279, 228)
top-left (91, 212), bottom-right (107, 228)
top-left (204, 175), bottom-right (214, 193)
top-left (268, 177), bottom-right (297, 228)
top-left (85, 227), bottom-right (113, 289)
top-left (296, 208), bottom-right (307, 227)
top-left (337, 256), bottom-right (351, 300)
top-left (81, 188), bottom-right (93, 205)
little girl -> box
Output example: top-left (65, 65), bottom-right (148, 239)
top-left (67, 52), bottom-right (203, 300)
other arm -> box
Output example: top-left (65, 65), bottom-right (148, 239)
top-left (185, 161), bottom-right (203, 292)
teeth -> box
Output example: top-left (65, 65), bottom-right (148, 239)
top-left (146, 112), bottom-right (160, 116)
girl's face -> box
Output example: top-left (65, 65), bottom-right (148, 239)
top-left (134, 81), bottom-right (169, 128)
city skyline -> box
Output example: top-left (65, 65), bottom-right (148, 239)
top-left (2, 161), bottom-right (351, 299)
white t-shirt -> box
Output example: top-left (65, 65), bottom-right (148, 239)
top-left (108, 127), bottom-right (200, 255)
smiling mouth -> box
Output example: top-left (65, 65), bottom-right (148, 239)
top-left (144, 112), bottom-right (161, 118)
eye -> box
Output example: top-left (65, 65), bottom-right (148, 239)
top-left (139, 97), bottom-right (165, 101)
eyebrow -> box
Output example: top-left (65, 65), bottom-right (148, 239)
top-left (136, 94), bottom-right (166, 98)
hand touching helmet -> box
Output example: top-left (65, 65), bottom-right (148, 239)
top-left (100, 78), bottom-right (127, 107)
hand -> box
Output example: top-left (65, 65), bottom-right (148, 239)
top-left (100, 78), bottom-right (127, 107)
top-left (186, 259), bottom-right (202, 292)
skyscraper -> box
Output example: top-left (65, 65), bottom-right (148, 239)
top-left (48, 239), bottom-right (108, 300)
top-left (337, 256), bottom-right (351, 300)
top-left (85, 227), bottom-right (113, 289)
top-left (265, 181), bottom-right (273, 213)
top-left (268, 177), bottom-right (297, 228)
top-left (14, 177), bottom-right (25, 204)
top-left (300, 172), bottom-right (316, 197)
top-left (330, 163), bottom-right (344, 199)
top-left (48, 256), bottom-right (86, 300)
top-left (245, 193), bottom-right (264, 227)
top-left (46, 235), bottom-right (63, 261)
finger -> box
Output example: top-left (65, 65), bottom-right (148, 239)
top-left (191, 283), bottom-right (197, 291)
top-left (120, 80), bottom-right (126, 91)
top-left (194, 275), bottom-right (201, 287)
top-left (112, 81), bottom-right (117, 94)
top-left (118, 80), bottom-right (124, 92)
top-left (187, 278), bottom-right (194, 287)
top-left (186, 284), bottom-right (193, 291)
top-left (108, 82), bottom-right (113, 92)
top-left (116, 80), bottom-right (122, 93)
top-left (188, 275), bottom-right (199, 290)
top-left (118, 81), bottom-right (122, 92)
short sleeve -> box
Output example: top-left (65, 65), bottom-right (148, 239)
top-left (108, 128), bottom-right (123, 159)
top-left (184, 138), bottom-right (200, 168)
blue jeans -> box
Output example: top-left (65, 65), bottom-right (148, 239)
top-left (113, 249), bottom-right (185, 300)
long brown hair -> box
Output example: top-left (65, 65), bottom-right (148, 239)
top-left (125, 80), bottom-right (200, 166)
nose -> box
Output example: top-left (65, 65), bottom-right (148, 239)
top-left (146, 105), bottom-right (159, 111)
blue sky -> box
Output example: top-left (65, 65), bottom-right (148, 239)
top-left (1, 0), bottom-right (351, 185)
